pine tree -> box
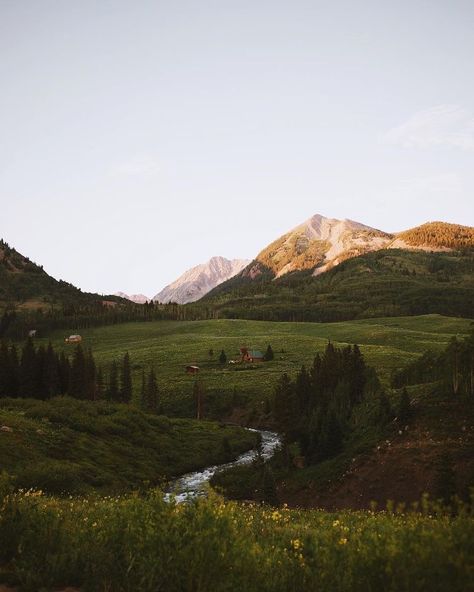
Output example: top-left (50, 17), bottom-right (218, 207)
top-left (120, 352), bottom-right (133, 403)
top-left (144, 367), bottom-right (159, 413)
top-left (107, 360), bottom-right (120, 402)
top-left (20, 337), bottom-right (37, 398)
top-left (219, 350), bottom-right (227, 364)
top-left (8, 345), bottom-right (19, 398)
top-left (262, 465), bottom-right (279, 506)
top-left (70, 344), bottom-right (87, 399)
top-left (398, 387), bottom-right (411, 423)
top-left (44, 342), bottom-right (60, 399)
top-left (139, 370), bottom-right (146, 410)
top-left (0, 342), bottom-right (10, 398)
top-left (264, 345), bottom-right (274, 361)
top-left (96, 366), bottom-right (105, 400)
top-left (193, 379), bottom-right (205, 419)
top-left (378, 391), bottom-right (393, 425)
top-left (84, 348), bottom-right (97, 400)
top-left (58, 351), bottom-right (70, 395)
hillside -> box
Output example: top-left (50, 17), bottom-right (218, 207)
top-left (204, 249), bottom-right (474, 322)
top-left (0, 239), bottom-right (123, 312)
top-left (0, 397), bottom-right (256, 495)
top-left (392, 221), bottom-right (474, 251)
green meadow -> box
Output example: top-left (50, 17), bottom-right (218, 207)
top-left (1, 484), bottom-right (473, 592)
top-left (38, 314), bottom-right (472, 418)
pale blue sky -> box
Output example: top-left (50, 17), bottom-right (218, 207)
top-left (1, 0), bottom-right (473, 296)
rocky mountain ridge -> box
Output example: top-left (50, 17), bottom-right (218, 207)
top-left (153, 256), bottom-right (250, 304)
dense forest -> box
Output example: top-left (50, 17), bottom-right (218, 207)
top-left (272, 342), bottom-right (382, 464)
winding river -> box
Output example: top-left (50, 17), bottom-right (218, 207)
top-left (166, 428), bottom-right (281, 503)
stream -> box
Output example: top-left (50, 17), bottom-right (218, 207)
top-left (165, 428), bottom-right (282, 503)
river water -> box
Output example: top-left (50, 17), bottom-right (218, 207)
top-left (165, 428), bottom-right (281, 503)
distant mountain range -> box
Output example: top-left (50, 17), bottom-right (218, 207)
top-left (114, 292), bottom-right (150, 304)
top-left (2, 215), bottom-right (473, 324)
top-left (153, 257), bottom-right (250, 304)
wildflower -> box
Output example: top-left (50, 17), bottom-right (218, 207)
top-left (338, 538), bottom-right (348, 545)
top-left (332, 520), bottom-right (340, 527)
top-left (291, 538), bottom-right (302, 550)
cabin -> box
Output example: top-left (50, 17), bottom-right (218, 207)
top-left (65, 335), bottom-right (82, 343)
top-left (185, 365), bottom-right (200, 374)
top-left (240, 347), bottom-right (265, 363)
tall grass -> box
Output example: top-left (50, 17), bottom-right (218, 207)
top-left (1, 477), bottom-right (473, 592)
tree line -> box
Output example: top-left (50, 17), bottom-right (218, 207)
top-left (272, 342), bottom-right (379, 463)
top-left (0, 339), bottom-right (162, 412)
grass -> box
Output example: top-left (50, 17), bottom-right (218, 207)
top-left (1, 483), bottom-right (473, 592)
top-left (0, 397), bottom-right (257, 495)
top-left (34, 314), bottom-right (472, 419)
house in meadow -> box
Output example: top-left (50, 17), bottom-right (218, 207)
top-left (240, 347), bottom-right (265, 363)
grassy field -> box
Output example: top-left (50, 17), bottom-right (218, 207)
top-left (1, 484), bottom-right (473, 592)
top-left (36, 314), bottom-right (472, 419)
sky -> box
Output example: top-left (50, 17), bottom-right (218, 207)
top-left (1, 0), bottom-right (473, 297)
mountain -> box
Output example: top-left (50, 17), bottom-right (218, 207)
top-left (115, 292), bottom-right (150, 304)
top-left (250, 214), bottom-right (393, 279)
top-left (154, 256), bottom-right (250, 304)
top-left (202, 217), bottom-right (474, 322)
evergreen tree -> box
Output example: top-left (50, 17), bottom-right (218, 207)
top-left (193, 379), bottom-right (205, 419)
top-left (96, 366), bottom-right (105, 400)
top-left (70, 344), bottom-right (87, 399)
top-left (219, 350), bottom-right (227, 364)
top-left (264, 345), bottom-right (274, 361)
top-left (20, 337), bottom-right (36, 398)
top-left (398, 387), bottom-right (411, 423)
top-left (273, 373), bottom-right (297, 442)
top-left (107, 360), bottom-right (120, 402)
top-left (139, 370), bottom-right (146, 410)
top-left (84, 348), bottom-right (97, 400)
top-left (58, 351), bottom-right (70, 395)
top-left (44, 342), bottom-right (60, 399)
top-left (144, 367), bottom-right (159, 413)
top-left (434, 453), bottom-right (457, 503)
top-left (378, 391), bottom-right (393, 425)
top-left (120, 352), bottom-right (133, 403)
top-left (262, 465), bottom-right (279, 506)
top-left (0, 342), bottom-right (10, 398)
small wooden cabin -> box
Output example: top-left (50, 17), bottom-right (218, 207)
top-left (240, 347), bottom-right (265, 363)
top-left (185, 365), bottom-right (200, 374)
top-left (65, 335), bottom-right (82, 343)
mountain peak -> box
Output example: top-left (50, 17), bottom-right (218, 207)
top-left (255, 214), bottom-right (392, 278)
top-left (153, 256), bottom-right (250, 304)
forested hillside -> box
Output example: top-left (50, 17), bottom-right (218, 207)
top-left (204, 249), bottom-right (474, 321)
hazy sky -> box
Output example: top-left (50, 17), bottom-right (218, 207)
top-left (1, 1), bottom-right (473, 296)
